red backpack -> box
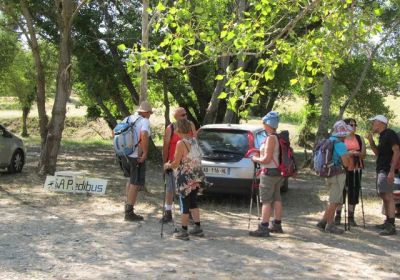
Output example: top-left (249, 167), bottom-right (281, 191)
top-left (263, 131), bottom-right (297, 177)
top-left (276, 131), bottom-right (297, 177)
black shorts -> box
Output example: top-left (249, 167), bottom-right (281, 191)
top-left (343, 169), bottom-right (362, 205)
top-left (119, 156), bottom-right (146, 186)
top-left (179, 189), bottom-right (199, 214)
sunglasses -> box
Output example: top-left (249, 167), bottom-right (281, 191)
top-left (349, 123), bottom-right (357, 127)
top-left (180, 113), bottom-right (187, 117)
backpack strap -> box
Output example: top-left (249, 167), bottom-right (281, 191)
top-left (263, 133), bottom-right (280, 168)
top-left (354, 134), bottom-right (364, 169)
top-left (355, 134), bottom-right (362, 152)
top-left (182, 139), bottom-right (190, 153)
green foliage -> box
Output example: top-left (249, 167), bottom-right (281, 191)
top-left (126, 0), bottom-right (383, 119)
top-left (333, 54), bottom-right (399, 119)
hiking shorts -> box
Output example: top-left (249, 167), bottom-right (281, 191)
top-left (259, 175), bottom-right (283, 203)
top-left (325, 173), bottom-right (346, 204)
top-left (376, 171), bottom-right (393, 194)
top-left (128, 157), bottom-right (146, 187)
top-left (179, 189), bottom-right (199, 214)
top-left (165, 170), bottom-right (176, 193)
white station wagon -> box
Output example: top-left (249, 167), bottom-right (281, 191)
top-left (0, 124), bottom-right (26, 173)
top-left (197, 123), bottom-right (288, 195)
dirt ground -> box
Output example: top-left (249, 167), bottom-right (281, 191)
top-left (1, 142), bottom-right (400, 280)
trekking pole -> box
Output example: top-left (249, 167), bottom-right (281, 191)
top-left (160, 172), bottom-right (167, 238)
top-left (172, 194), bottom-right (179, 233)
top-left (358, 168), bottom-right (366, 228)
top-left (344, 174), bottom-right (348, 231)
top-left (255, 164), bottom-right (261, 223)
top-left (248, 162), bottom-right (258, 229)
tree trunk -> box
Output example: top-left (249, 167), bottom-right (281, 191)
top-left (101, 1), bottom-right (139, 105)
top-left (265, 91), bottom-right (279, 113)
top-left (139, 0), bottom-right (149, 103)
top-left (21, 107), bottom-right (30, 137)
top-left (39, 0), bottom-right (75, 175)
top-left (298, 91), bottom-right (317, 148)
top-left (109, 88), bottom-right (131, 117)
top-left (109, 42), bottom-right (140, 105)
top-left (223, 0), bottom-right (246, 124)
top-left (203, 55), bottom-right (230, 124)
top-left (92, 94), bottom-right (117, 129)
top-left (315, 75), bottom-right (333, 145)
top-left (20, 0), bottom-right (48, 148)
top-left (162, 74), bottom-right (171, 128)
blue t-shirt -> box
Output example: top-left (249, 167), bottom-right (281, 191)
top-left (329, 136), bottom-right (348, 166)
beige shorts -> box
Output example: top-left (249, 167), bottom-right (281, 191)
top-left (259, 175), bottom-right (283, 203)
top-left (325, 173), bottom-right (346, 204)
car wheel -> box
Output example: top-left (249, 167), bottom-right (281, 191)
top-left (280, 178), bottom-right (289, 193)
top-left (8, 150), bottom-right (24, 173)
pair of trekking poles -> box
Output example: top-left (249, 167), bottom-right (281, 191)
top-left (248, 162), bottom-right (261, 229)
top-left (343, 168), bottom-right (366, 231)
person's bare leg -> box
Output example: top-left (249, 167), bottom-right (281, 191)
top-left (273, 201), bottom-right (282, 220)
top-left (127, 184), bottom-right (140, 205)
top-left (181, 213), bottom-right (189, 227)
top-left (261, 203), bottom-right (272, 224)
top-left (323, 203), bottom-right (339, 224)
top-left (190, 208), bottom-right (200, 222)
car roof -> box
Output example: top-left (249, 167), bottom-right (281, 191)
top-left (199, 123), bottom-right (263, 133)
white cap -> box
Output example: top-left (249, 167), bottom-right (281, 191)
top-left (369, 115), bottom-right (388, 124)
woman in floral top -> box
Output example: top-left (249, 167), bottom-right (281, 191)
top-left (164, 119), bottom-right (205, 240)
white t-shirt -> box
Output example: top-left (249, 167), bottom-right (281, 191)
top-left (122, 114), bottom-right (151, 158)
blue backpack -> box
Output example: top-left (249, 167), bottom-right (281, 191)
top-left (113, 116), bottom-right (142, 156)
top-left (313, 138), bottom-right (343, 177)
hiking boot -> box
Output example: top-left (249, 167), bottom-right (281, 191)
top-left (249, 224), bottom-right (270, 237)
top-left (334, 215), bottom-right (341, 225)
top-left (189, 225), bottom-right (205, 237)
top-left (269, 221), bottom-right (284, 233)
top-left (316, 220), bottom-right (327, 231)
top-left (124, 212), bottom-right (144, 221)
top-left (159, 210), bottom-right (173, 223)
top-left (375, 220), bottom-right (388, 230)
top-left (348, 216), bottom-right (358, 227)
top-left (379, 223), bottom-right (396, 236)
top-left (173, 229), bottom-right (190, 241)
top-left (325, 224), bottom-right (344, 234)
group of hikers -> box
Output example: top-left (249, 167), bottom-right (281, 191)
top-left (117, 101), bottom-right (398, 240)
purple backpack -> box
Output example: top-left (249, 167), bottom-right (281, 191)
top-left (313, 138), bottom-right (343, 177)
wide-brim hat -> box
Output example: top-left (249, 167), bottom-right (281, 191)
top-left (137, 101), bottom-right (153, 113)
top-left (332, 120), bottom-right (353, 137)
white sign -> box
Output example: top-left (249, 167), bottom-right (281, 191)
top-left (44, 173), bottom-right (108, 195)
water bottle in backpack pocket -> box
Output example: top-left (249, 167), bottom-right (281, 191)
top-left (113, 115), bottom-right (142, 156)
top-left (313, 138), bottom-right (343, 177)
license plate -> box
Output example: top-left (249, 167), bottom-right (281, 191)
top-left (203, 166), bottom-right (229, 175)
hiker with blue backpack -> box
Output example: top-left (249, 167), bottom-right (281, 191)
top-left (366, 115), bottom-right (399, 236)
top-left (316, 120), bottom-right (351, 234)
top-left (334, 118), bottom-right (366, 227)
top-left (115, 101), bottom-right (153, 222)
top-left (249, 111), bottom-right (285, 237)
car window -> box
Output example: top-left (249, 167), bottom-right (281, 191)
top-left (197, 129), bottom-right (249, 155)
top-left (255, 130), bottom-right (267, 148)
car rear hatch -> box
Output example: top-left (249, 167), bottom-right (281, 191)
top-left (197, 128), bottom-right (251, 162)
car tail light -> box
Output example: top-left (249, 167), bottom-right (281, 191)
top-left (245, 132), bottom-right (257, 158)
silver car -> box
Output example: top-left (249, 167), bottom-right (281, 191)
top-left (0, 124), bottom-right (26, 173)
top-left (197, 124), bottom-right (288, 195)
